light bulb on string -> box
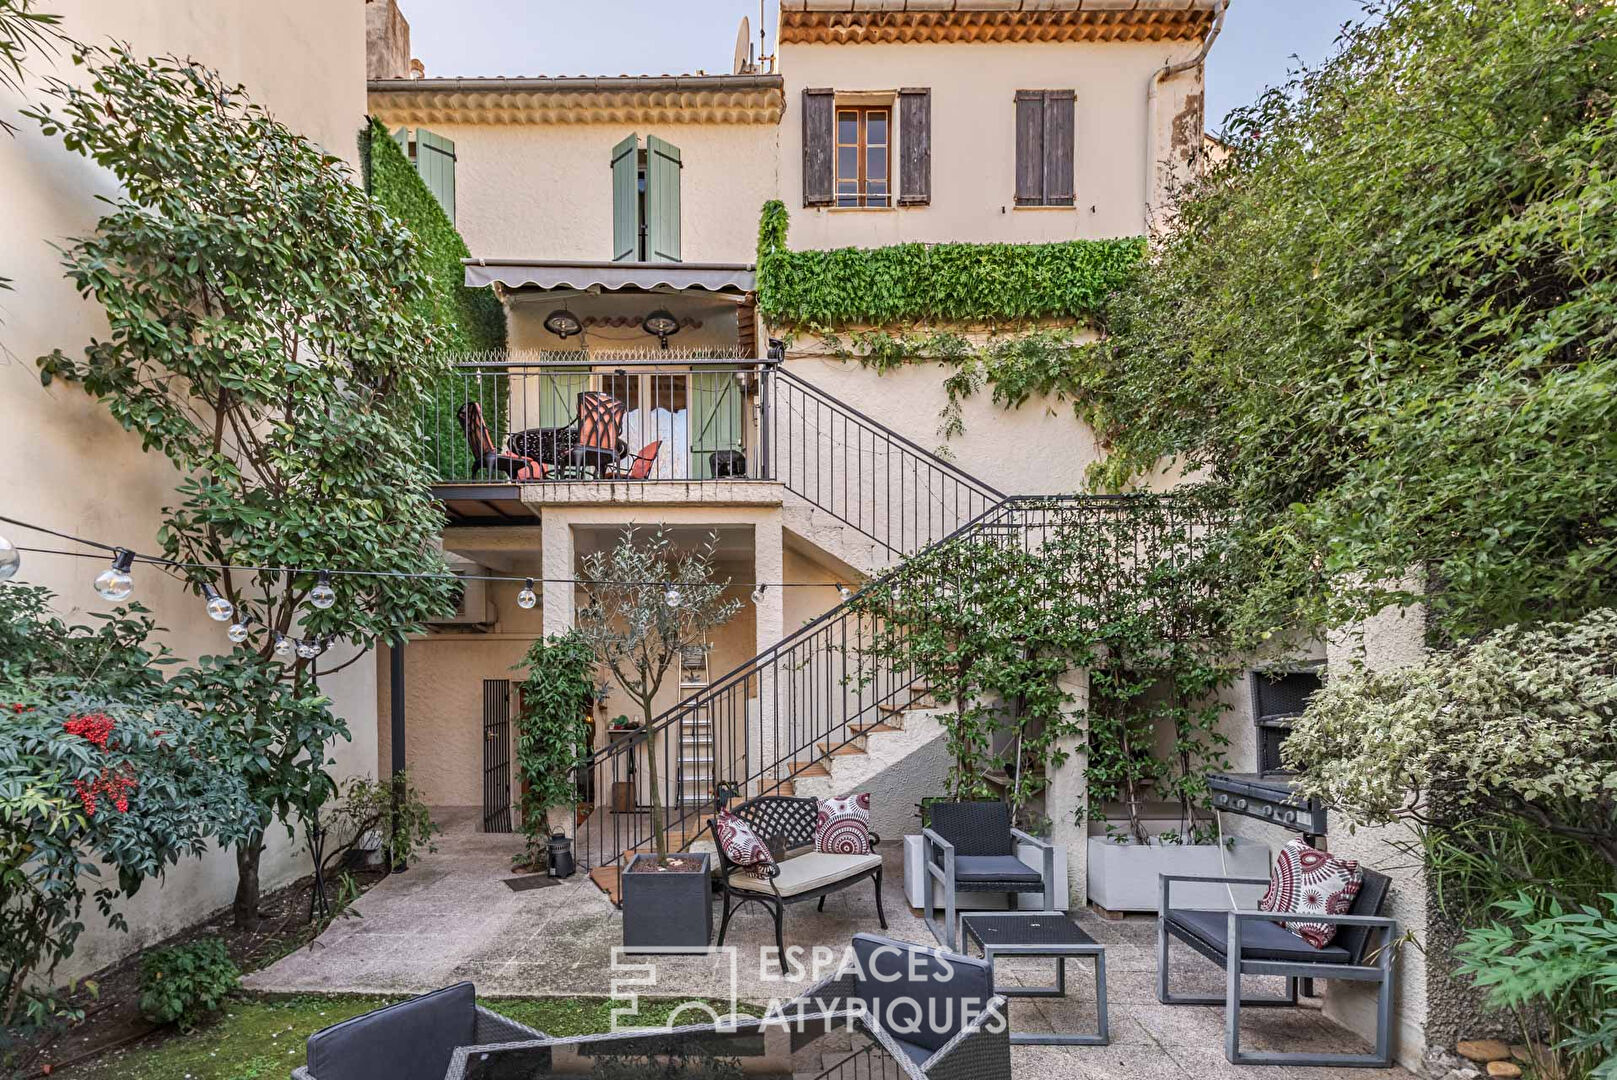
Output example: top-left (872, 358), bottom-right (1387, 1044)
top-left (517, 579), bottom-right (537, 610)
top-left (274, 633), bottom-right (293, 657)
top-left (663, 584), bottom-right (683, 608)
top-left (750, 584), bottom-right (766, 605)
top-left (94, 549), bottom-right (136, 601)
top-left (837, 583), bottom-right (854, 601)
top-left (309, 571), bottom-right (337, 610)
top-left (201, 583), bottom-right (234, 622)
top-left (0, 534), bottom-right (19, 581)
top-left (227, 620), bottom-right (251, 643)
top-left (296, 639), bottom-right (319, 659)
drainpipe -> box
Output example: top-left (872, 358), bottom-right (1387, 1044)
top-left (1144, 0), bottom-right (1229, 229)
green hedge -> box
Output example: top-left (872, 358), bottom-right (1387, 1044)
top-left (756, 199), bottom-right (1143, 327)
top-left (360, 119), bottom-right (505, 479)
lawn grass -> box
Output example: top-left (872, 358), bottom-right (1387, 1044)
top-left (61, 994), bottom-right (742, 1080)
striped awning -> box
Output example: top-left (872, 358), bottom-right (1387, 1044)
top-left (464, 259), bottom-right (756, 294)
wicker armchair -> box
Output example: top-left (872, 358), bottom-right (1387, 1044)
top-left (794, 932), bottom-right (1011, 1080)
top-left (290, 983), bottom-right (543, 1080)
top-left (922, 801), bottom-right (1055, 951)
top-left (711, 795), bottom-right (887, 972)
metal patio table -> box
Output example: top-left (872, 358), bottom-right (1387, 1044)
top-left (960, 910), bottom-right (1110, 1046)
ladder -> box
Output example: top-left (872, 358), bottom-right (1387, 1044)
top-left (675, 643), bottom-right (715, 807)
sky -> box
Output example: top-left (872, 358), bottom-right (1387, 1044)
top-left (397, 0), bottom-right (1377, 135)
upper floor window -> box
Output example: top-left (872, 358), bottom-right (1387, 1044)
top-left (611, 133), bottom-right (682, 262)
top-left (392, 127), bottom-right (456, 223)
top-left (1014, 90), bottom-right (1075, 207)
top-left (836, 106), bottom-right (890, 208)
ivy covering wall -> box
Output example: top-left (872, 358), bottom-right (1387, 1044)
top-left (360, 118), bottom-right (505, 478)
top-left (756, 199), bottom-right (1143, 328)
top-left (360, 118), bottom-right (504, 355)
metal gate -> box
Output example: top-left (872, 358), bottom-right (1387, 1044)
top-left (482, 679), bottom-right (512, 833)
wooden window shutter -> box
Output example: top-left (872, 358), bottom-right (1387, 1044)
top-left (898, 88), bottom-right (931, 206)
top-left (414, 128), bottom-right (457, 223)
top-left (645, 135), bottom-right (682, 262)
top-left (610, 132), bottom-right (640, 263)
top-left (1043, 90), bottom-right (1076, 206)
top-left (1014, 90), bottom-right (1075, 205)
top-left (802, 88), bottom-right (835, 207)
top-left (1014, 91), bottom-right (1045, 205)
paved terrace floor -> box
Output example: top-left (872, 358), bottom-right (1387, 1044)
top-left (248, 813), bottom-right (1412, 1080)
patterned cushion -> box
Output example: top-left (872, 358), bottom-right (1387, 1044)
top-left (714, 811), bottom-right (776, 880)
top-left (814, 792), bottom-right (872, 855)
top-left (1260, 839), bottom-right (1364, 948)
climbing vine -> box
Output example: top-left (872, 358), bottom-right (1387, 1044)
top-left (511, 631), bottom-right (597, 868)
top-left (756, 200), bottom-right (1142, 327)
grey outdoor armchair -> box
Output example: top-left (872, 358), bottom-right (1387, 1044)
top-left (796, 931), bottom-right (1011, 1080)
top-left (921, 800), bottom-right (1055, 950)
top-left (291, 982), bottom-right (543, 1080)
top-left (1156, 870), bottom-right (1398, 1067)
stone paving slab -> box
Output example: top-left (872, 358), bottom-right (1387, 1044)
top-left (247, 820), bottom-right (1412, 1079)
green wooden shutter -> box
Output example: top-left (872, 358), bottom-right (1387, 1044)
top-left (611, 133), bottom-right (640, 262)
top-left (538, 369), bottom-right (591, 428)
top-left (415, 128), bottom-right (456, 223)
top-left (689, 371), bottom-right (741, 477)
top-left (644, 135), bottom-right (682, 263)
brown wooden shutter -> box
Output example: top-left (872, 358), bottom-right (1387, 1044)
top-left (1044, 89), bottom-right (1076, 206)
top-left (802, 88), bottom-right (835, 207)
top-left (898, 87), bottom-right (931, 206)
top-left (1014, 90), bottom-right (1045, 205)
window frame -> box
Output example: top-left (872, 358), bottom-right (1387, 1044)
top-left (834, 104), bottom-right (893, 209)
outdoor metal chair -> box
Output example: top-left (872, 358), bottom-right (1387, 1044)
top-left (921, 800), bottom-right (1055, 951)
top-left (795, 931), bottom-right (1011, 1080)
top-left (1156, 869), bottom-right (1398, 1067)
top-left (565, 390), bottom-right (627, 477)
top-left (603, 439), bottom-right (662, 480)
top-left (711, 794), bottom-right (886, 972)
top-left (455, 402), bottom-right (546, 481)
top-left (292, 981), bottom-right (543, 1080)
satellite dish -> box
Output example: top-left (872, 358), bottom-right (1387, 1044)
top-left (733, 16), bottom-right (752, 75)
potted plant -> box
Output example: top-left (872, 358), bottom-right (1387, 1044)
top-left (510, 631), bottom-right (597, 874)
top-left (575, 525), bottom-right (741, 949)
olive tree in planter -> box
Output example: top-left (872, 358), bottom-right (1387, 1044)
top-left (28, 47), bottom-right (455, 929)
top-left (575, 526), bottom-right (740, 947)
top-left (510, 630), bottom-right (597, 872)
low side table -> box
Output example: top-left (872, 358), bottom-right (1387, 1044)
top-left (960, 911), bottom-right (1109, 1046)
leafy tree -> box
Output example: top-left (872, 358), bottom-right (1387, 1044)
top-left (575, 527), bottom-right (740, 862)
top-left (27, 47), bottom-right (455, 927)
top-left (1067, 0), bottom-right (1617, 642)
top-left (511, 631), bottom-right (597, 867)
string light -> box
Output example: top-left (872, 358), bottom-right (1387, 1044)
top-left (227, 618), bottom-right (252, 643)
top-left (837, 583), bottom-right (854, 601)
top-left (308, 571), bottom-right (337, 610)
top-left (273, 633), bottom-right (293, 657)
top-left (750, 584), bottom-right (766, 605)
top-left (517, 579), bottom-right (537, 609)
top-left (295, 639), bottom-right (320, 660)
top-left (0, 534), bottom-right (19, 581)
top-left (663, 584), bottom-right (683, 608)
top-left (94, 549), bottom-right (136, 601)
top-left (201, 583), bottom-right (234, 622)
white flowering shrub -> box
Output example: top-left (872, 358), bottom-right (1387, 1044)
top-left (1284, 609), bottom-right (1617, 865)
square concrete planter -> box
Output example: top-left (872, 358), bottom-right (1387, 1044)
top-left (621, 851), bottom-right (712, 950)
top-left (1087, 835), bottom-right (1270, 913)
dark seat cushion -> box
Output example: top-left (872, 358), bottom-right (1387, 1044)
top-left (851, 933), bottom-right (995, 1054)
top-left (306, 982), bottom-right (477, 1080)
top-left (890, 1036), bottom-right (933, 1067)
top-left (952, 854), bottom-right (1043, 884)
top-left (1167, 910), bottom-right (1351, 964)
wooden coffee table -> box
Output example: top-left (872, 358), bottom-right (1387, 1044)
top-left (960, 911), bottom-right (1110, 1046)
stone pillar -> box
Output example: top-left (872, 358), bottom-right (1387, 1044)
top-left (751, 519), bottom-right (785, 797)
top-left (1323, 591), bottom-right (1431, 1071)
top-left (541, 513), bottom-right (574, 638)
top-left (1045, 666), bottom-right (1091, 908)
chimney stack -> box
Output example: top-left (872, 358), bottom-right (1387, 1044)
top-left (366, 0), bottom-right (411, 81)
